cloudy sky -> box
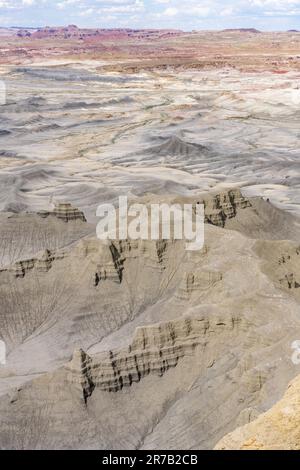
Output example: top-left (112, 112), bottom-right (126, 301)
top-left (0, 0), bottom-right (299, 30)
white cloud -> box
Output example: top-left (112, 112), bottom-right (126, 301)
top-left (0, 0), bottom-right (299, 29)
top-left (163, 6), bottom-right (178, 16)
top-left (95, 0), bottom-right (144, 14)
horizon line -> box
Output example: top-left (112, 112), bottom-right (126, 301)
top-left (1, 25), bottom-right (299, 33)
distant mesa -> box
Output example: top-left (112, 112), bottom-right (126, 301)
top-left (223, 28), bottom-right (261, 34)
top-left (288, 29), bottom-right (299, 32)
top-left (38, 202), bottom-right (87, 223)
top-left (17, 30), bottom-right (32, 38)
top-left (26, 26), bottom-right (183, 40)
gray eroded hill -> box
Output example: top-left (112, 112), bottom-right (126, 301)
top-left (0, 190), bottom-right (299, 449)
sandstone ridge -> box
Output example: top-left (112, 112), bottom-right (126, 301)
top-left (66, 313), bottom-right (245, 396)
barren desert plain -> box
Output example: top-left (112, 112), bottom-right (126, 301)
top-left (0, 26), bottom-right (300, 450)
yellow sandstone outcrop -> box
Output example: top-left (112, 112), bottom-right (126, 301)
top-left (215, 374), bottom-right (300, 450)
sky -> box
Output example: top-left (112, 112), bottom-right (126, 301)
top-left (0, 0), bottom-right (299, 31)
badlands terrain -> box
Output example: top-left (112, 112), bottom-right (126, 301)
top-left (0, 28), bottom-right (299, 450)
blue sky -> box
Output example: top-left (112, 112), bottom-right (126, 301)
top-left (0, 0), bottom-right (299, 30)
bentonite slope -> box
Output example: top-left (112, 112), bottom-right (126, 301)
top-left (0, 57), bottom-right (300, 223)
top-left (0, 31), bottom-right (300, 450)
top-left (0, 190), bottom-right (300, 449)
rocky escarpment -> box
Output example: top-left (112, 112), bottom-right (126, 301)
top-left (0, 191), bottom-right (300, 450)
top-left (278, 247), bottom-right (300, 293)
top-left (0, 237), bottom-right (184, 355)
top-left (201, 189), bottom-right (251, 228)
top-left (83, 238), bottom-right (176, 287)
top-left (176, 270), bottom-right (223, 300)
top-left (38, 203), bottom-right (86, 223)
top-left (0, 236), bottom-right (174, 284)
top-left (0, 249), bottom-right (64, 278)
top-left (150, 189), bottom-right (252, 229)
top-left (255, 241), bottom-right (300, 300)
top-left (0, 211), bottom-right (92, 270)
top-left (65, 314), bottom-right (246, 397)
top-left (66, 349), bottom-right (95, 403)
